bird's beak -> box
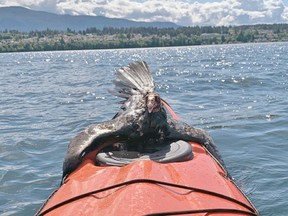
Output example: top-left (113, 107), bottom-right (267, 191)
top-left (147, 102), bottom-right (154, 113)
top-left (146, 93), bottom-right (161, 113)
top-left (148, 107), bottom-right (153, 113)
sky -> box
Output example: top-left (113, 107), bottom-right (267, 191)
top-left (0, 0), bottom-right (288, 26)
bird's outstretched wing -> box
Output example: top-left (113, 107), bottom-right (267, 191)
top-left (62, 117), bottom-right (134, 183)
top-left (167, 117), bottom-right (226, 171)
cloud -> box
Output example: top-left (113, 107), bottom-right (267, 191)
top-left (0, 0), bottom-right (287, 26)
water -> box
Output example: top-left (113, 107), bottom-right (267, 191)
top-left (0, 43), bottom-right (287, 215)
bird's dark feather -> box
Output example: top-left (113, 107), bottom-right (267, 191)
top-left (166, 117), bottom-right (225, 168)
top-left (62, 116), bottom-right (138, 182)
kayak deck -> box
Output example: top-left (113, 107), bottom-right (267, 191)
top-left (37, 142), bottom-right (258, 216)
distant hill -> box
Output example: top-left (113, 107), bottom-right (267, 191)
top-left (0, 6), bottom-right (179, 32)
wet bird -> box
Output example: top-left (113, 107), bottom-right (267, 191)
top-left (62, 61), bottom-right (225, 183)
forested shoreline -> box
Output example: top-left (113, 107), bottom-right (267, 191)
top-left (1, 23), bottom-right (288, 52)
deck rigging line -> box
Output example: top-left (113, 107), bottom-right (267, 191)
top-left (36, 178), bottom-right (259, 216)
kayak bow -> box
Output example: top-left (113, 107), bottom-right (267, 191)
top-left (36, 102), bottom-right (259, 216)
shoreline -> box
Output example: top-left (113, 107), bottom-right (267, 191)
top-left (1, 24), bottom-right (288, 53)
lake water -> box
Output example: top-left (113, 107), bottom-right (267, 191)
top-left (0, 43), bottom-right (287, 215)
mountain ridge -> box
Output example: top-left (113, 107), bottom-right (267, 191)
top-left (0, 6), bottom-right (179, 32)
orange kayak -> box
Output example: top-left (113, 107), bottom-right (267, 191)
top-left (36, 103), bottom-right (259, 216)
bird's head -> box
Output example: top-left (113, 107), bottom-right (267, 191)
top-left (145, 93), bottom-right (162, 113)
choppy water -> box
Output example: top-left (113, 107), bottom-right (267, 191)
top-left (0, 43), bottom-right (287, 215)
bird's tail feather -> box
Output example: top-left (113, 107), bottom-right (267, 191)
top-left (111, 61), bottom-right (155, 99)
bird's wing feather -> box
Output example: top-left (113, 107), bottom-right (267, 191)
top-left (62, 118), bottom-right (134, 183)
top-left (167, 117), bottom-right (227, 171)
